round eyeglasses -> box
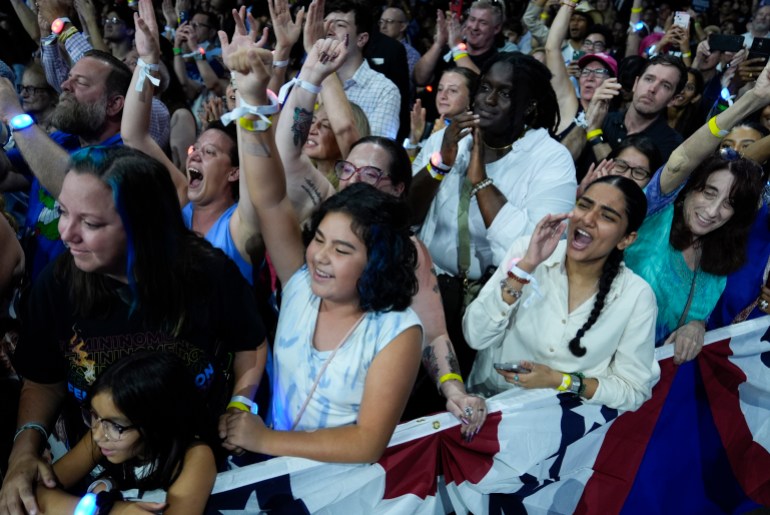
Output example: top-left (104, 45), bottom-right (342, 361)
top-left (334, 160), bottom-right (390, 186)
top-left (612, 158), bottom-right (651, 181)
top-left (82, 406), bottom-right (137, 441)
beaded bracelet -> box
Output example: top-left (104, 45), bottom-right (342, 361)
top-left (470, 177), bottom-right (494, 196)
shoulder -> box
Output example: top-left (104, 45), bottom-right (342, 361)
top-left (613, 262), bottom-right (658, 307)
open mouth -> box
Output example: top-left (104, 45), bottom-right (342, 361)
top-left (571, 228), bottom-right (593, 250)
top-left (187, 168), bottom-right (203, 188)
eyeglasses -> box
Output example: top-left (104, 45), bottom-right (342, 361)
top-left (191, 22), bottom-right (211, 29)
top-left (580, 67), bottom-right (611, 78)
top-left (378, 18), bottom-right (404, 26)
top-left (82, 406), bottom-right (137, 441)
top-left (612, 158), bottom-right (650, 180)
top-left (582, 39), bottom-right (607, 51)
top-left (334, 160), bottom-right (390, 186)
top-left (103, 17), bottom-right (125, 26)
top-left (17, 85), bottom-right (49, 96)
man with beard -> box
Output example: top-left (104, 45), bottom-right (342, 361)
top-left (743, 1), bottom-right (770, 48)
top-left (585, 54), bottom-right (686, 165)
top-left (0, 50), bottom-right (131, 280)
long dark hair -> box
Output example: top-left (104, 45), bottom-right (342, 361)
top-left (669, 155), bottom-right (763, 275)
top-left (567, 175), bottom-right (647, 357)
top-left (303, 183), bottom-right (417, 312)
top-left (55, 146), bottom-right (222, 335)
top-left (88, 352), bottom-right (216, 491)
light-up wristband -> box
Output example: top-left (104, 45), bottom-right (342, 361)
top-left (51, 17), bottom-right (71, 35)
top-left (10, 114), bottom-right (34, 131)
top-left (73, 493), bottom-right (98, 515)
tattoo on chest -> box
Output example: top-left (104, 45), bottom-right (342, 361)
top-left (292, 107), bottom-right (313, 147)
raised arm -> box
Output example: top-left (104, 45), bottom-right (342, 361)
top-left (226, 44), bottom-right (306, 286)
top-left (414, 10), bottom-right (448, 86)
top-left (273, 21), bottom-right (341, 218)
top-left (267, 0), bottom-right (304, 94)
top-left (123, 0), bottom-right (188, 205)
top-left (545, 2), bottom-right (579, 135)
top-left (9, 0), bottom-right (40, 41)
top-left (661, 57), bottom-right (770, 195)
top-left (0, 79), bottom-right (70, 198)
top-left (319, 73), bottom-right (362, 159)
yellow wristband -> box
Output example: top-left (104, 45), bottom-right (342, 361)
top-left (556, 373), bottom-right (572, 392)
top-left (708, 116), bottom-right (727, 138)
top-left (239, 116), bottom-right (272, 132)
top-left (682, 51), bottom-right (692, 58)
top-left (540, 12), bottom-right (550, 19)
top-left (227, 401), bottom-right (251, 412)
top-left (631, 6), bottom-right (642, 13)
top-left (586, 128), bottom-right (603, 141)
top-left (439, 373), bottom-right (464, 385)
top-left (453, 52), bottom-right (469, 61)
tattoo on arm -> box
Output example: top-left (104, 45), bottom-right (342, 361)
top-left (445, 346), bottom-right (461, 375)
top-left (292, 107), bottom-right (313, 147)
top-left (422, 345), bottom-right (440, 381)
top-left (301, 178), bottom-right (323, 205)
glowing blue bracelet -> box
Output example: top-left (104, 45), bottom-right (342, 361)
top-left (73, 493), bottom-right (98, 515)
top-left (9, 114), bottom-right (34, 131)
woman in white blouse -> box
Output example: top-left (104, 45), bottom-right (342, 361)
top-left (463, 176), bottom-right (660, 412)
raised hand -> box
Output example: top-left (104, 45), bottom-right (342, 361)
top-left (434, 9), bottom-right (448, 48)
top-left (520, 213), bottom-right (570, 270)
top-left (303, 0), bottom-right (326, 55)
top-left (585, 78), bottom-right (621, 132)
top-left (162, 0), bottom-right (176, 27)
top-left (299, 37), bottom-right (350, 87)
top-left (409, 98), bottom-right (426, 145)
top-left (577, 159), bottom-right (614, 197)
top-left (439, 110), bottom-right (478, 166)
top-left (222, 46), bottom-right (272, 106)
top-left (466, 126), bottom-right (486, 184)
top-left (134, 0), bottom-right (160, 62)
top-left (268, 0), bottom-right (305, 51)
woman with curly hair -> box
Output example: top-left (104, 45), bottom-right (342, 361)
top-left (464, 176), bottom-right (659, 412)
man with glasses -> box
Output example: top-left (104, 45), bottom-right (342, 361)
top-left (102, 6), bottom-right (135, 62)
top-left (378, 7), bottom-right (420, 93)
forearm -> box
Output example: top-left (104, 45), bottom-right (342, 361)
top-left (742, 133), bottom-right (770, 163)
top-left (560, 124), bottom-right (587, 161)
top-left (320, 74), bottom-right (360, 157)
top-left (406, 169), bottom-right (442, 226)
top-left (195, 59), bottom-right (227, 96)
top-left (231, 344), bottom-right (267, 402)
top-left (522, 0), bottom-right (550, 42)
top-left (545, 3), bottom-right (571, 52)
top-left (475, 185), bottom-right (507, 228)
top-left (663, 88), bottom-right (764, 194)
top-left (9, 0), bottom-right (39, 41)
top-left (267, 46), bottom-right (291, 96)
top-left (260, 423), bottom-right (393, 463)
top-left (9, 124), bottom-right (70, 198)
top-left (10, 380), bottom-right (66, 462)
top-left (413, 45), bottom-right (442, 86)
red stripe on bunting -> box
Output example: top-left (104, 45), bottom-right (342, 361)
top-left (575, 357), bottom-right (678, 514)
top-left (699, 337), bottom-right (770, 505)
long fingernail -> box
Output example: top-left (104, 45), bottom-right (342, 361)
top-left (461, 417), bottom-right (469, 425)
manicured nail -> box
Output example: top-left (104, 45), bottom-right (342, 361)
top-left (461, 417), bottom-right (469, 425)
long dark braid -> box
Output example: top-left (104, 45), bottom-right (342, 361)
top-left (567, 247), bottom-right (624, 357)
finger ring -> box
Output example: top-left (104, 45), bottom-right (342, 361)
top-left (464, 407), bottom-right (473, 417)
top-left (760, 299), bottom-right (769, 310)
top-left (513, 374), bottom-right (519, 382)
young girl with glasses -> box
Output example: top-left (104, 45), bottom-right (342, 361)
top-left (34, 352), bottom-right (218, 514)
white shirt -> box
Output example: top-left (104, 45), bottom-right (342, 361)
top-left (463, 238), bottom-right (660, 412)
top-left (413, 127), bottom-right (576, 280)
top-left (343, 60), bottom-right (401, 140)
top-left (269, 266), bottom-right (422, 431)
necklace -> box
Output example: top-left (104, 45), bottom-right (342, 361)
top-left (484, 141), bottom-right (513, 152)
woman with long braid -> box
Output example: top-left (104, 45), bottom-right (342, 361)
top-left (463, 176), bottom-right (659, 412)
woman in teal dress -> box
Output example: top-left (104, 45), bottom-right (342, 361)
top-left (620, 61), bottom-right (770, 364)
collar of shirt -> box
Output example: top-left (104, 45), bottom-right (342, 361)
top-left (342, 59), bottom-right (371, 90)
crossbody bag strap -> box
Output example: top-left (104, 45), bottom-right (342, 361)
top-left (457, 177), bottom-right (473, 283)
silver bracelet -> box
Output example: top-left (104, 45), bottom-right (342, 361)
top-left (13, 422), bottom-right (48, 444)
top-left (470, 177), bottom-right (494, 197)
top-left (499, 279), bottom-right (523, 300)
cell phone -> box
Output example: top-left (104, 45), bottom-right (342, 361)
top-left (708, 34), bottom-right (745, 53)
top-left (572, 49), bottom-right (586, 62)
top-left (493, 362), bottom-right (531, 373)
top-left (673, 11), bottom-right (690, 29)
top-left (178, 9), bottom-right (190, 24)
top-left (450, 0), bottom-right (463, 19)
top-left (749, 37), bottom-right (770, 62)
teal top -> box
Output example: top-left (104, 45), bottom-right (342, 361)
top-left (624, 204), bottom-right (726, 345)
